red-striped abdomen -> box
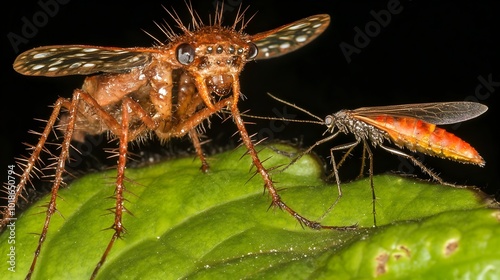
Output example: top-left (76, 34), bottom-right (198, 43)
top-left (358, 115), bottom-right (485, 166)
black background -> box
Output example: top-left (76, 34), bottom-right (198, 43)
top-left (1, 0), bottom-right (499, 207)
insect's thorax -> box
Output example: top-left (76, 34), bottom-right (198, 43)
top-left (57, 68), bottom-right (149, 141)
top-left (330, 110), bottom-right (388, 146)
top-left (62, 64), bottom-right (203, 142)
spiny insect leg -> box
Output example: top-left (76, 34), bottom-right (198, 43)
top-left (165, 97), bottom-right (233, 172)
top-left (377, 144), bottom-right (462, 188)
top-left (230, 103), bottom-right (354, 231)
top-left (364, 142), bottom-right (377, 227)
top-left (189, 129), bottom-right (209, 172)
top-left (333, 142), bottom-right (360, 175)
top-left (89, 97), bottom-right (158, 279)
top-left (356, 142), bottom-right (368, 179)
top-left (0, 98), bottom-right (70, 230)
top-left (281, 130), bottom-right (343, 173)
top-left (320, 140), bottom-right (360, 223)
top-left (91, 99), bottom-right (131, 280)
top-left (26, 91), bottom-right (82, 280)
top-left (324, 139), bottom-right (380, 226)
top-left (169, 98), bottom-right (232, 138)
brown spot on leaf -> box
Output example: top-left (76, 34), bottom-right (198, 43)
top-left (375, 252), bottom-right (389, 276)
top-left (392, 245), bottom-right (411, 260)
top-left (444, 239), bottom-right (459, 256)
top-left (399, 245), bottom-right (411, 257)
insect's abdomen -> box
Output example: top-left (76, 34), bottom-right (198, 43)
top-left (370, 116), bottom-right (485, 166)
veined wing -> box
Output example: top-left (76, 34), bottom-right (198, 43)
top-left (352, 102), bottom-right (488, 125)
top-left (13, 45), bottom-right (162, 77)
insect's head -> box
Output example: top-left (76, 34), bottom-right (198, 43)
top-left (150, 4), bottom-right (330, 110)
top-left (324, 114), bottom-right (335, 131)
top-left (173, 27), bottom-right (258, 98)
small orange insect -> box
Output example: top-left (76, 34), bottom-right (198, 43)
top-left (2, 3), bottom-right (336, 279)
top-left (257, 94), bottom-right (487, 225)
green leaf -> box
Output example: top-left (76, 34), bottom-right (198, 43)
top-left (1, 143), bottom-right (499, 279)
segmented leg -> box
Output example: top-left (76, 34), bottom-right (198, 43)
top-left (20, 90), bottom-right (158, 280)
top-left (229, 85), bottom-right (354, 231)
top-left (90, 97), bottom-right (234, 277)
top-left (331, 141), bottom-right (362, 178)
top-left (319, 140), bottom-right (360, 222)
top-left (189, 129), bottom-right (209, 172)
top-left (378, 144), bottom-right (459, 187)
top-left (232, 104), bottom-right (353, 230)
top-left (363, 142), bottom-right (376, 226)
top-left (25, 91), bottom-right (82, 280)
top-left (0, 99), bottom-right (70, 230)
top-left (91, 97), bottom-right (145, 279)
top-left (324, 138), bottom-right (457, 227)
top-left (281, 130), bottom-right (343, 173)
top-left (322, 139), bottom-right (379, 226)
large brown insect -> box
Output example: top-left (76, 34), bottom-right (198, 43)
top-left (1, 3), bottom-right (339, 279)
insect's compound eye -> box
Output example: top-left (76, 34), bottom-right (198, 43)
top-left (176, 43), bottom-right (196, 65)
top-left (246, 43), bottom-right (258, 60)
top-left (324, 115), bottom-right (334, 128)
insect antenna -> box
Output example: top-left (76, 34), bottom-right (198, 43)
top-left (236, 111), bottom-right (323, 125)
top-left (235, 93), bottom-right (324, 125)
top-left (266, 93), bottom-right (324, 122)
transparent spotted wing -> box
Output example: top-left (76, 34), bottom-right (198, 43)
top-left (13, 45), bottom-right (158, 77)
top-left (13, 14), bottom-right (330, 77)
top-left (251, 14), bottom-right (330, 59)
